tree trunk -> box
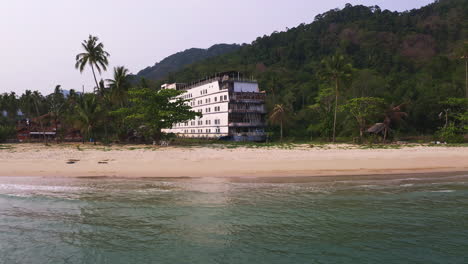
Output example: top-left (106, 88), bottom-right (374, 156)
top-left (465, 59), bottom-right (467, 99)
top-left (445, 111), bottom-right (448, 128)
top-left (280, 120), bottom-right (283, 142)
top-left (332, 78), bottom-right (338, 143)
top-left (90, 64), bottom-right (100, 93)
top-left (383, 127), bottom-right (388, 143)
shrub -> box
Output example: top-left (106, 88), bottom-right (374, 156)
top-left (0, 126), bottom-right (15, 143)
top-left (436, 123), bottom-right (464, 143)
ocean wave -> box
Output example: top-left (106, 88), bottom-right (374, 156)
top-left (0, 184), bottom-right (87, 192)
top-left (400, 184), bottom-right (414, 187)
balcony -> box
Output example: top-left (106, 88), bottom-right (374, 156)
top-left (228, 122), bottom-right (265, 127)
top-left (228, 108), bottom-right (266, 114)
top-left (230, 92), bottom-right (266, 103)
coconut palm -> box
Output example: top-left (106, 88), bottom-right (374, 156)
top-left (48, 85), bottom-right (65, 142)
top-left (31, 91), bottom-right (48, 143)
top-left (74, 94), bottom-right (103, 144)
top-left (75, 35), bottom-right (110, 92)
top-left (320, 54), bottom-right (353, 142)
top-left (19, 90), bottom-right (35, 119)
top-left (269, 104), bottom-right (288, 141)
top-left (367, 103), bottom-right (408, 142)
top-left (107, 66), bottom-right (130, 107)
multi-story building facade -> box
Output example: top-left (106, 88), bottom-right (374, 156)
top-left (162, 72), bottom-right (267, 141)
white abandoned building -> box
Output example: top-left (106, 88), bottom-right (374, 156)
top-left (162, 72), bottom-right (267, 141)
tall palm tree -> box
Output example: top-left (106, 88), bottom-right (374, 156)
top-left (75, 35), bottom-right (110, 92)
top-left (107, 66), bottom-right (130, 107)
top-left (320, 54), bottom-right (353, 142)
top-left (31, 91), bottom-right (47, 143)
top-left (48, 85), bottom-right (65, 142)
top-left (269, 104), bottom-right (287, 141)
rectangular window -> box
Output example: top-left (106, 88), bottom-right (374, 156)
top-left (224, 95), bottom-right (227, 100)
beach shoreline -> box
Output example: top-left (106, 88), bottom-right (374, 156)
top-left (1, 143), bottom-right (467, 179)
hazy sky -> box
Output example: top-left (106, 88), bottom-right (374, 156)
top-left (0, 0), bottom-right (434, 94)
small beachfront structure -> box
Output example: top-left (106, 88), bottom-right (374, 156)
top-left (162, 72), bottom-right (267, 141)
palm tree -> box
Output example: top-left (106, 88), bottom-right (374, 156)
top-left (320, 54), bottom-right (353, 142)
top-left (48, 85), bottom-right (65, 142)
top-left (269, 104), bottom-right (287, 141)
top-left (74, 94), bottom-right (102, 145)
top-left (367, 103), bottom-right (408, 142)
top-left (31, 91), bottom-right (47, 143)
top-left (75, 35), bottom-right (110, 92)
top-left (107, 66), bottom-right (130, 107)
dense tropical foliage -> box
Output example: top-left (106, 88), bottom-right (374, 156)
top-left (1, 0), bottom-right (467, 144)
top-left (157, 0), bottom-right (467, 142)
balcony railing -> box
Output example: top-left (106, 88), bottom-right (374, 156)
top-left (228, 122), bottom-right (265, 127)
top-left (230, 92), bottom-right (266, 102)
top-left (232, 132), bottom-right (266, 137)
top-left (228, 108), bottom-right (266, 114)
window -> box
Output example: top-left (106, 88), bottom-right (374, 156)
top-left (214, 119), bottom-right (220, 125)
top-left (206, 129), bottom-right (211, 133)
top-left (214, 97), bottom-right (217, 102)
top-left (216, 128), bottom-right (221, 133)
top-left (220, 96), bottom-right (223, 101)
top-left (224, 95), bottom-right (227, 100)
top-left (205, 120), bottom-right (211, 125)
top-left (198, 121), bottom-right (203, 125)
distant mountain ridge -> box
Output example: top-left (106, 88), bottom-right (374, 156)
top-left (136, 44), bottom-right (240, 81)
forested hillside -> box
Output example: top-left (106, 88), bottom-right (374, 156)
top-left (136, 44), bottom-right (240, 81)
top-left (162, 0), bottom-right (468, 139)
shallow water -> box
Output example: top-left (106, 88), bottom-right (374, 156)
top-left (0, 174), bottom-right (467, 264)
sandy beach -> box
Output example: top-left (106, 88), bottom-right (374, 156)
top-left (0, 143), bottom-right (466, 178)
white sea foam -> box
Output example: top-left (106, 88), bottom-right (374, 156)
top-left (430, 190), bottom-right (455, 193)
top-left (400, 184), bottom-right (414, 187)
top-left (0, 184), bottom-right (86, 192)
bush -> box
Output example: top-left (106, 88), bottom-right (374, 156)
top-left (436, 123), bottom-right (464, 143)
top-left (0, 126), bottom-right (16, 143)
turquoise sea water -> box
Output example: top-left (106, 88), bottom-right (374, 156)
top-left (0, 174), bottom-right (467, 264)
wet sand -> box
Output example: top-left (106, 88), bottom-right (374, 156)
top-left (0, 143), bottom-right (467, 178)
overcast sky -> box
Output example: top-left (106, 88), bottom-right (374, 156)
top-left (0, 0), bottom-right (434, 94)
